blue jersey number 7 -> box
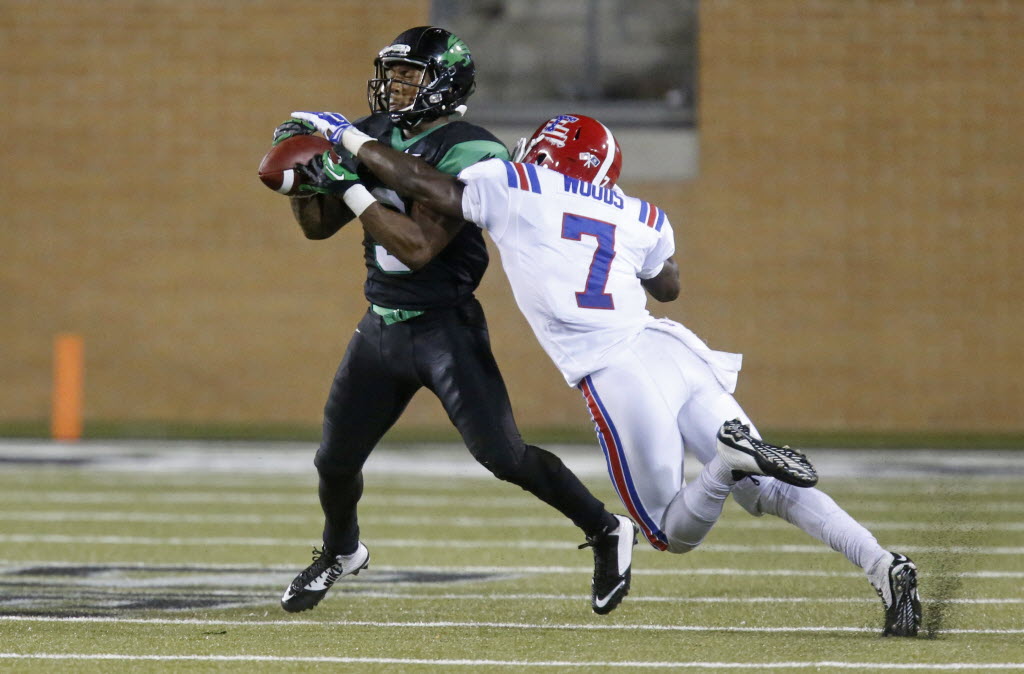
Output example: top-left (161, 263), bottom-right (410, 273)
top-left (561, 213), bottom-right (616, 310)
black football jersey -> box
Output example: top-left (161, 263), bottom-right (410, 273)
top-left (350, 113), bottom-right (510, 310)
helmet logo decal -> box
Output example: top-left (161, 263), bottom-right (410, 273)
top-left (538, 115), bottom-right (579, 148)
top-left (579, 152), bottom-right (601, 168)
top-left (441, 35), bottom-right (472, 68)
top-left (379, 44), bottom-right (411, 59)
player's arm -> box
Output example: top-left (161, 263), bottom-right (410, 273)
top-left (290, 111), bottom-right (466, 220)
top-left (641, 256), bottom-right (680, 302)
top-left (331, 132), bottom-right (469, 267)
top-left (289, 194), bottom-right (349, 240)
top-left (301, 142), bottom-right (464, 270)
top-left (270, 120), bottom-right (355, 239)
top-left (358, 202), bottom-right (463, 270)
top-left (357, 142), bottom-right (466, 220)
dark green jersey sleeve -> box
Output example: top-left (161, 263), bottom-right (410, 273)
top-left (435, 139), bottom-right (510, 175)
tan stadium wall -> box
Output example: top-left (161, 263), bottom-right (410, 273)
top-left (1, 0), bottom-right (1022, 436)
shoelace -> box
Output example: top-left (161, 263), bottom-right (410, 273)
top-left (578, 531), bottom-right (613, 579)
top-left (295, 546), bottom-right (334, 584)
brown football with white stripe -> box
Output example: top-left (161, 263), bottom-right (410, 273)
top-left (258, 135), bottom-right (332, 195)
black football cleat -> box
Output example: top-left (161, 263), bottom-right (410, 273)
top-left (870, 552), bottom-right (922, 637)
top-left (281, 542), bottom-right (369, 613)
top-left (579, 514), bottom-right (638, 615)
top-left (716, 419), bottom-right (818, 487)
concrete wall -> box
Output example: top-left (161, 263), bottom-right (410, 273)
top-left (2, 0), bottom-right (1021, 435)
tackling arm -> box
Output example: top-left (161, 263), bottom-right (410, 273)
top-left (641, 256), bottom-right (680, 302)
top-left (287, 110), bottom-right (469, 258)
top-left (355, 141), bottom-right (466, 221)
top-left (342, 133), bottom-right (471, 269)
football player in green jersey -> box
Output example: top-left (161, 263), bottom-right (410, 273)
top-left (275, 27), bottom-right (634, 617)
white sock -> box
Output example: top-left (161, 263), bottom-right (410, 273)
top-left (662, 456), bottom-right (736, 553)
top-left (736, 479), bottom-right (890, 572)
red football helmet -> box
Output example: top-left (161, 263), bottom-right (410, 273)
top-left (512, 114), bottom-right (623, 188)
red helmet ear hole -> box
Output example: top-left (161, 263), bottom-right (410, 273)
top-left (534, 152), bottom-right (548, 164)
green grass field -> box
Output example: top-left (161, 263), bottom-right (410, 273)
top-left (0, 441), bottom-right (1022, 672)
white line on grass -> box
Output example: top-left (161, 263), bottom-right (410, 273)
top-left (7, 469), bottom-right (1022, 494)
top-left (1, 615), bottom-right (1022, 635)
top-left (1, 510), bottom-right (1022, 533)
top-left (3, 560), bottom-right (1022, 579)
top-left (3, 489), bottom-right (1023, 511)
top-left (2, 533), bottom-right (1023, 555)
top-left (0, 511), bottom-right (312, 525)
top-left (1, 653), bottom-right (1023, 669)
top-left (30, 586), bottom-right (1013, 606)
top-left (0, 491), bottom-right (527, 508)
top-left (334, 592), bottom-right (1024, 605)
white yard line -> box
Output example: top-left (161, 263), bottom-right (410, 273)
top-left (2, 532), bottom-right (1023, 555)
top-left (9, 585), bottom-right (1017, 606)
top-left (0, 557), bottom-right (1019, 581)
top-left (1, 510), bottom-right (1022, 532)
top-left (0, 653), bottom-right (1023, 669)
top-left (4, 470), bottom-right (1021, 495)
top-left (0, 490), bottom-right (530, 507)
top-left (4, 489), bottom-right (1022, 512)
top-left (0, 615), bottom-right (1022, 636)
top-left (2, 440), bottom-right (1023, 473)
top-left (2, 559), bottom-right (1023, 579)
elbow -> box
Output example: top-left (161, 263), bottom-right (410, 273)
top-left (644, 279), bottom-right (680, 303)
top-left (659, 284), bottom-right (681, 303)
top-left (650, 289), bottom-right (678, 303)
top-left (302, 228), bottom-right (331, 240)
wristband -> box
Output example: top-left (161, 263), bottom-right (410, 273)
top-left (341, 127), bottom-right (374, 156)
top-left (343, 184), bottom-right (376, 217)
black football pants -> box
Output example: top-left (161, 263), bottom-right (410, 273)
top-left (313, 298), bottom-right (614, 554)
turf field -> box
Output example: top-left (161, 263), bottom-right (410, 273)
top-left (0, 440), bottom-right (1022, 672)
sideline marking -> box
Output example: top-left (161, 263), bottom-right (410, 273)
top-left (10, 588), bottom-right (1014, 606)
top-left (2, 533), bottom-right (1023, 555)
top-left (2, 489), bottom-right (1023, 511)
top-left (2, 560), bottom-right (1022, 579)
top-left (1, 615), bottom-right (1022, 635)
top-left (1, 653), bottom-right (1024, 669)
top-left (1, 510), bottom-right (1023, 532)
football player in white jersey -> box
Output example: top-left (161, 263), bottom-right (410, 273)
top-left (292, 110), bottom-right (922, 637)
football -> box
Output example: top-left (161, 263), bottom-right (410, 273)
top-left (258, 135), bottom-right (333, 195)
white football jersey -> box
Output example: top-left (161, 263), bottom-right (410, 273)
top-left (460, 159), bottom-right (675, 385)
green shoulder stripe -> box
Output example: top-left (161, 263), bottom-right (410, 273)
top-left (436, 140), bottom-right (510, 175)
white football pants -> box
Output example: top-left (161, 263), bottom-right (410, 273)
top-left (578, 325), bottom-right (888, 573)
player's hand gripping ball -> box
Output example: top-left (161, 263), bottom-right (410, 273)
top-left (258, 134), bottom-right (333, 195)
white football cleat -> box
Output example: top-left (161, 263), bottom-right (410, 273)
top-left (716, 419), bottom-right (818, 487)
top-left (281, 542), bottom-right (370, 613)
top-left (869, 552), bottom-right (922, 637)
top-left (579, 514), bottom-right (638, 615)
